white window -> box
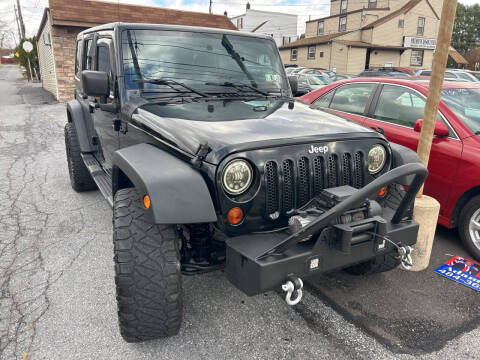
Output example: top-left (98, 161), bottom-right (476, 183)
top-left (308, 46), bottom-right (316, 60)
top-left (398, 19), bottom-right (404, 28)
top-left (410, 50), bottom-right (424, 66)
top-left (236, 18), bottom-right (243, 29)
top-left (339, 16), bottom-right (347, 31)
top-left (317, 21), bottom-right (324, 35)
top-left (291, 48), bottom-right (297, 61)
top-left (417, 17), bottom-right (425, 36)
top-left (340, 0), bottom-right (347, 14)
top-left (368, 0), bottom-right (377, 9)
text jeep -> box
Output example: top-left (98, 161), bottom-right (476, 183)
top-left (64, 23), bottom-right (427, 342)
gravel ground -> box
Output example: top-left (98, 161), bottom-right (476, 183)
top-left (0, 64), bottom-right (479, 360)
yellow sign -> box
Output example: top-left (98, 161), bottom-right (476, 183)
top-left (15, 52), bottom-right (19, 57)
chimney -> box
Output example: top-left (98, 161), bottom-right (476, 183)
top-left (224, 10), bottom-right (228, 16)
top-left (246, 2), bottom-right (251, 10)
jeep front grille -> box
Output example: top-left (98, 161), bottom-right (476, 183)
top-left (265, 152), bottom-right (365, 216)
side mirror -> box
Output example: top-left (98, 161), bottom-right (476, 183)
top-left (288, 75), bottom-right (298, 96)
top-left (82, 70), bottom-right (109, 97)
top-left (413, 119), bottom-right (449, 137)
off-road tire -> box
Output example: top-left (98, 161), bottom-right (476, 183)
top-left (344, 184), bottom-right (405, 275)
top-left (344, 252), bottom-right (400, 275)
top-left (113, 188), bottom-right (183, 342)
top-left (64, 123), bottom-right (97, 192)
top-left (458, 195), bottom-right (480, 261)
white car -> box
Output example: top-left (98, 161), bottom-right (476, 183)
top-left (416, 69), bottom-right (479, 82)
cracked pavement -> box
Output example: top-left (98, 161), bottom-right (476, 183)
top-left (0, 65), bottom-right (479, 360)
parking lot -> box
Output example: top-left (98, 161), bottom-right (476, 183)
top-left (0, 64), bottom-right (479, 360)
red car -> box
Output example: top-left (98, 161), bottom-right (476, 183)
top-left (299, 78), bottom-right (480, 260)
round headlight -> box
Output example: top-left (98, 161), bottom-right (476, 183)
top-left (368, 145), bottom-right (386, 174)
top-left (222, 160), bottom-right (253, 195)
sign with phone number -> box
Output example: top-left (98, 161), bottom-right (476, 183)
top-left (434, 255), bottom-right (480, 292)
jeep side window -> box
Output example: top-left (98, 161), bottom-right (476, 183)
top-left (96, 46), bottom-right (110, 73)
top-left (75, 40), bottom-right (81, 76)
top-left (83, 39), bottom-right (93, 70)
top-left (328, 83), bottom-right (376, 115)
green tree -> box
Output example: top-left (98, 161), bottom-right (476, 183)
top-left (14, 37), bottom-right (37, 79)
top-left (449, 3), bottom-right (480, 67)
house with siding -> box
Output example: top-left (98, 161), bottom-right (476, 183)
top-left (36, 0), bottom-right (236, 102)
top-left (230, 3), bottom-right (297, 47)
top-left (278, 0), bottom-right (462, 74)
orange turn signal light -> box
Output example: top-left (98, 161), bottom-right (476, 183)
top-left (227, 207), bottom-right (244, 225)
top-left (143, 195), bottom-right (151, 209)
top-left (378, 186), bottom-right (388, 197)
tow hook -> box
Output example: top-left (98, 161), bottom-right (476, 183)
top-left (398, 245), bottom-right (414, 270)
top-left (281, 275), bottom-right (303, 306)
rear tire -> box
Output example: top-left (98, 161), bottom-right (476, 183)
top-left (64, 122), bottom-right (96, 192)
top-left (113, 188), bottom-right (183, 342)
top-left (458, 195), bottom-right (480, 261)
top-left (344, 252), bottom-right (400, 275)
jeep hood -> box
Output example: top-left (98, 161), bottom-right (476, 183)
top-left (132, 101), bottom-right (381, 164)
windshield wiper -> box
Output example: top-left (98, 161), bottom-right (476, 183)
top-left (205, 82), bottom-right (270, 96)
top-left (221, 35), bottom-right (258, 88)
top-left (133, 78), bottom-right (208, 98)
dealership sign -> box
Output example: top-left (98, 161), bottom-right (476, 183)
top-left (403, 36), bottom-right (437, 49)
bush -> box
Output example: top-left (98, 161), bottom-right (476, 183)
top-left (14, 38), bottom-right (38, 79)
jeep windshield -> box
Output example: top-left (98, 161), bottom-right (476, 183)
top-left (121, 29), bottom-right (288, 100)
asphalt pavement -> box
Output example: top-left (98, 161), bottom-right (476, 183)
top-left (0, 64), bottom-right (479, 360)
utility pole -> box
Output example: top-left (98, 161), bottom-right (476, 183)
top-left (406, 0), bottom-right (458, 272)
top-left (16, 0), bottom-right (25, 39)
top-left (209, 0), bottom-right (212, 14)
top-left (416, 0), bottom-right (458, 197)
top-left (14, 4), bottom-right (21, 41)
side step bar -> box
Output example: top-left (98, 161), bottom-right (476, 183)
top-left (81, 153), bottom-right (113, 207)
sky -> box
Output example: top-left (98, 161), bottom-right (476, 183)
top-left (0, 0), bottom-right (478, 48)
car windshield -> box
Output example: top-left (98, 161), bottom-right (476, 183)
top-left (312, 75), bottom-right (332, 85)
top-left (308, 76), bottom-right (327, 85)
top-left (442, 87), bottom-right (480, 134)
top-left (455, 72), bottom-right (477, 82)
top-left (121, 29), bottom-right (288, 96)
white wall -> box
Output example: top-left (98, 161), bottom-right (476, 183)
top-left (231, 9), bottom-right (297, 47)
top-left (37, 13), bottom-right (58, 99)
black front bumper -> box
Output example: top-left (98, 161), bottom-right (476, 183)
top-left (225, 163), bottom-right (428, 296)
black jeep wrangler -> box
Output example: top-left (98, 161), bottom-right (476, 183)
top-left (64, 23), bottom-right (427, 342)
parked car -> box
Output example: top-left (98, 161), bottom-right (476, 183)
top-left (358, 69), bottom-right (410, 78)
top-left (295, 74), bottom-right (330, 95)
top-left (331, 74), bottom-right (357, 82)
top-left (65, 23), bottom-right (426, 342)
top-left (299, 78), bottom-right (480, 260)
top-left (416, 69), bottom-right (479, 82)
top-left (467, 70), bottom-right (480, 81)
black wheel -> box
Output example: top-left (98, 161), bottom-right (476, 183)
top-left (344, 252), bottom-right (400, 275)
top-left (64, 122), bottom-right (96, 192)
top-left (458, 195), bottom-right (480, 261)
top-left (113, 188), bottom-right (183, 342)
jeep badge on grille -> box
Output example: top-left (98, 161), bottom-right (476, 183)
top-left (308, 145), bottom-right (329, 154)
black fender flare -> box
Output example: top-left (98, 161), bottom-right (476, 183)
top-left (66, 100), bottom-right (95, 153)
top-left (390, 143), bottom-right (422, 186)
top-left (112, 143), bottom-right (217, 224)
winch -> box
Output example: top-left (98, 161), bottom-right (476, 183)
top-left (287, 186), bottom-right (382, 236)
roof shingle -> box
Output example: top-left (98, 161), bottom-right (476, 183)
top-left (48, 0), bottom-right (236, 30)
top-left (279, 32), bottom-right (351, 49)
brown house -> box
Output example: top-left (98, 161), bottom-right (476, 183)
top-left (36, 0), bottom-right (236, 101)
top-left (464, 47), bottom-right (480, 71)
